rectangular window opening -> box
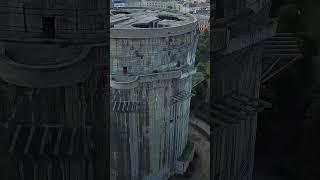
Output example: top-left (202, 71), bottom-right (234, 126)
top-left (123, 67), bottom-right (128, 74)
top-left (42, 17), bottom-right (55, 39)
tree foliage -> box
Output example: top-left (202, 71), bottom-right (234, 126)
top-left (192, 62), bottom-right (209, 97)
top-left (193, 29), bottom-right (210, 97)
top-left (195, 29), bottom-right (209, 65)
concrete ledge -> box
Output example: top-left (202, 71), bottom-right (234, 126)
top-left (0, 44), bottom-right (104, 88)
top-left (111, 7), bottom-right (198, 39)
top-left (111, 22), bottom-right (197, 38)
top-left (111, 68), bottom-right (196, 89)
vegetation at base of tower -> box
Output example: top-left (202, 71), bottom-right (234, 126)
top-left (192, 28), bottom-right (209, 98)
top-left (196, 62), bottom-right (209, 80)
top-left (192, 61), bottom-right (209, 97)
top-left (195, 29), bottom-right (209, 66)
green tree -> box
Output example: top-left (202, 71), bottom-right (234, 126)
top-left (195, 30), bottom-right (209, 65)
top-left (192, 62), bottom-right (209, 97)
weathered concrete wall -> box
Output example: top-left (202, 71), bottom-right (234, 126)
top-left (211, 45), bottom-right (263, 180)
top-left (111, 32), bottom-right (197, 75)
top-left (110, 9), bottom-right (198, 180)
top-left (211, 0), bottom-right (275, 179)
top-left (0, 0), bottom-right (107, 40)
top-left (0, 0), bottom-right (109, 179)
top-left (111, 77), bottom-right (193, 180)
top-left (0, 46), bottom-right (108, 180)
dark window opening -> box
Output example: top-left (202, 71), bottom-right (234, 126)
top-left (214, 173), bottom-right (220, 180)
top-left (170, 54), bottom-right (176, 62)
top-left (215, 0), bottom-right (225, 19)
top-left (135, 50), bottom-right (144, 59)
top-left (123, 67), bottom-right (128, 73)
top-left (158, 15), bottom-right (181, 21)
top-left (132, 23), bottom-right (151, 28)
top-left (177, 61), bottom-right (180, 67)
top-left (158, 24), bottom-right (169, 28)
top-left (42, 17), bottom-right (55, 38)
top-left (112, 11), bottom-right (131, 15)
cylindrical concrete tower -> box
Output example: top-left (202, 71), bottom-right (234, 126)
top-left (0, 0), bottom-right (108, 180)
top-left (110, 7), bottom-right (198, 180)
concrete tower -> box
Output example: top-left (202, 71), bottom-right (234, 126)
top-left (207, 0), bottom-right (302, 179)
top-left (210, 0), bottom-right (276, 179)
top-left (0, 0), bottom-right (108, 179)
top-left (110, 7), bottom-right (201, 180)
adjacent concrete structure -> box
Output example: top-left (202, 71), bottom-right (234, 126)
top-left (110, 7), bottom-right (202, 180)
top-left (203, 0), bottom-right (302, 180)
top-left (0, 0), bottom-right (108, 179)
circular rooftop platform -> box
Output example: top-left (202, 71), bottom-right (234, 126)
top-left (0, 42), bottom-right (97, 88)
top-left (4, 42), bottom-right (82, 66)
top-left (110, 7), bottom-right (198, 38)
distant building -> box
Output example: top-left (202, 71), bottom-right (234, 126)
top-left (118, 0), bottom-right (178, 9)
top-left (113, 0), bottom-right (127, 7)
top-left (195, 15), bottom-right (209, 32)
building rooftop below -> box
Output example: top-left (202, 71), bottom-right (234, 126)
top-left (194, 14), bottom-right (209, 20)
top-left (111, 7), bottom-right (195, 29)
